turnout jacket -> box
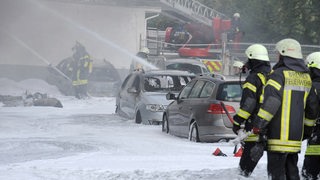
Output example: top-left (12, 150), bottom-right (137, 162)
top-left (234, 64), bottom-right (270, 142)
top-left (256, 57), bottom-right (318, 153)
top-left (305, 76), bottom-right (320, 155)
top-left (72, 53), bottom-right (93, 86)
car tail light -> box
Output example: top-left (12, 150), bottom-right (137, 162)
top-left (207, 103), bottom-right (236, 114)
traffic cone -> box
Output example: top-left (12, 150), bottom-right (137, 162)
top-left (234, 146), bottom-right (243, 157)
top-left (212, 148), bottom-right (227, 156)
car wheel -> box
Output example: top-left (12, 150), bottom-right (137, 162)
top-left (188, 121), bottom-right (200, 142)
top-left (162, 114), bottom-right (169, 133)
top-left (135, 111), bottom-right (142, 124)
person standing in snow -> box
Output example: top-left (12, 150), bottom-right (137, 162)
top-left (301, 52), bottom-right (320, 179)
top-left (252, 38), bottom-right (318, 179)
top-left (71, 42), bottom-right (93, 99)
top-left (232, 44), bottom-right (271, 177)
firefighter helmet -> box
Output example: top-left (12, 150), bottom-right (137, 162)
top-left (275, 38), bottom-right (302, 59)
top-left (306, 52), bottom-right (320, 69)
top-left (233, 61), bottom-right (244, 68)
top-left (140, 47), bottom-right (150, 54)
top-left (245, 44), bottom-right (269, 61)
top-left (233, 13), bottom-right (240, 18)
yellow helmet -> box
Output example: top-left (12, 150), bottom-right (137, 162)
top-left (233, 61), bottom-right (244, 68)
top-left (275, 38), bottom-right (302, 59)
top-left (306, 52), bottom-right (320, 69)
top-left (245, 44), bottom-right (269, 61)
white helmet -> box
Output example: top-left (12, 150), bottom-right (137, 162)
top-left (233, 61), bottom-right (244, 68)
top-left (306, 52), bottom-right (320, 69)
top-left (233, 13), bottom-right (240, 18)
top-left (275, 38), bottom-right (302, 59)
top-left (140, 47), bottom-right (150, 54)
top-left (245, 44), bottom-right (269, 61)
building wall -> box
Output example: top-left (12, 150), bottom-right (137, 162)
top-left (0, 0), bottom-right (153, 69)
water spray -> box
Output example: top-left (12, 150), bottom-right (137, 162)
top-left (1, 29), bottom-right (71, 81)
top-left (28, 0), bottom-right (158, 70)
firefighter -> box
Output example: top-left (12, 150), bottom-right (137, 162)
top-left (232, 44), bottom-right (271, 177)
top-left (71, 42), bottom-right (93, 99)
top-left (130, 47), bottom-right (150, 72)
top-left (251, 38), bottom-right (318, 179)
top-left (232, 60), bottom-right (245, 76)
top-left (302, 52), bottom-right (320, 179)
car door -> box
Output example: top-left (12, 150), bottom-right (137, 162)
top-left (119, 74), bottom-right (139, 118)
top-left (168, 80), bottom-right (195, 135)
top-left (176, 80), bottom-right (206, 137)
top-left (125, 75), bottom-right (141, 118)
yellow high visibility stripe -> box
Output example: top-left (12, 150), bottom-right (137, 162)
top-left (257, 108), bottom-right (273, 121)
top-left (281, 90), bottom-right (291, 141)
top-left (244, 134), bottom-right (259, 142)
top-left (304, 118), bottom-right (316, 127)
top-left (72, 79), bottom-right (88, 86)
top-left (243, 82), bottom-right (257, 93)
top-left (237, 109), bottom-right (251, 119)
top-left (80, 55), bottom-right (90, 60)
top-left (305, 145), bottom-right (320, 155)
top-left (257, 73), bottom-right (266, 85)
top-left (267, 79), bottom-right (281, 91)
top-left (268, 146), bottom-right (301, 152)
top-left (257, 73), bottom-right (266, 103)
top-left (268, 139), bottom-right (301, 150)
top-left (268, 140), bottom-right (301, 146)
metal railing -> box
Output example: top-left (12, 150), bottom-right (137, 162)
top-left (160, 0), bottom-right (228, 26)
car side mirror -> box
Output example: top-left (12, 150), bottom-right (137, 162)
top-left (127, 87), bottom-right (138, 94)
top-left (166, 92), bottom-right (176, 100)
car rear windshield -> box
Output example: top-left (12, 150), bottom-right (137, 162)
top-left (216, 82), bottom-right (242, 102)
top-left (144, 75), bottom-right (193, 92)
top-left (166, 63), bottom-right (202, 74)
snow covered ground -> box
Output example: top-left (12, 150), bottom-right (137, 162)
top-left (0, 78), bottom-right (309, 180)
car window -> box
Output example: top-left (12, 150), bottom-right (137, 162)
top-left (199, 81), bottom-right (215, 98)
top-left (202, 67), bottom-right (210, 74)
top-left (189, 80), bottom-right (205, 98)
top-left (217, 82), bottom-right (242, 102)
top-left (179, 80), bottom-right (196, 99)
top-left (144, 75), bottom-right (193, 92)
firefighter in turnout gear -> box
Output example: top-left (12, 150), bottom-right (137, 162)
top-left (302, 52), bottom-right (320, 179)
top-left (130, 47), bottom-right (150, 72)
top-left (232, 44), bottom-right (271, 177)
top-left (252, 38), bottom-right (318, 179)
top-left (71, 42), bottom-right (93, 99)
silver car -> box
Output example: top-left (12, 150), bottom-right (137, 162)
top-left (163, 75), bottom-right (243, 142)
top-left (115, 70), bottom-right (195, 124)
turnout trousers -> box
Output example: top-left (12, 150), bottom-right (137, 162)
top-left (267, 152), bottom-right (299, 180)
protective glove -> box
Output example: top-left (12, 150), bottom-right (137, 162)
top-left (232, 124), bottom-right (241, 135)
top-left (252, 116), bottom-right (269, 132)
top-left (232, 115), bottom-right (244, 135)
